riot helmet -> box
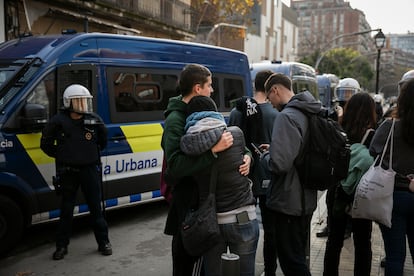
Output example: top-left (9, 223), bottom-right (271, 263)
top-left (63, 84), bottom-right (93, 113)
top-left (335, 78), bottom-right (360, 106)
top-left (373, 94), bottom-right (383, 104)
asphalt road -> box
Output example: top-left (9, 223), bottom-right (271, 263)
top-left (0, 200), bottom-right (174, 276)
top-left (0, 193), bottom-right (331, 276)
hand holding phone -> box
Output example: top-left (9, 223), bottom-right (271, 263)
top-left (251, 143), bottom-right (265, 158)
top-left (251, 143), bottom-right (261, 153)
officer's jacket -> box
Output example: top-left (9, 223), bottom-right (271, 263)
top-left (40, 111), bottom-right (107, 166)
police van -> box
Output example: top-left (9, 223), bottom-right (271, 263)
top-left (317, 73), bottom-right (339, 109)
top-left (250, 60), bottom-right (319, 99)
top-left (0, 32), bottom-right (252, 255)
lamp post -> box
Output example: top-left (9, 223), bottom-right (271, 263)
top-left (374, 29), bottom-right (386, 94)
top-left (314, 29), bottom-right (381, 72)
top-left (205, 22), bottom-right (246, 46)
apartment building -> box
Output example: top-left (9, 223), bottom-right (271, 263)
top-left (244, 0), bottom-right (298, 63)
top-left (2, 0), bottom-right (195, 43)
top-left (290, 0), bottom-right (373, 58)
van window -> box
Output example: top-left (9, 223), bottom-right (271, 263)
top-left (113, 72), bottom-right (164, 112)
top-left (108, 69), bottom-right (246, 123)
top-left (26, 71), bottom-right (56, 118)
top-left (224, 78), bottom-right (244, 108)
top-left (108, 68), bottom-right (179, 123)
top-left (0, 58), bottom-right (42, 112)
top-left (292, 79), bottom-right (318, 98)
top-left (212, 75), bottom-right (245, 109)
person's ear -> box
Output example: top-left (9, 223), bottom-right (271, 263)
top-left (194, 83), bottom-right (201, 95)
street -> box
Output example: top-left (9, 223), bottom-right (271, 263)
top-left (0, 192), bottom-right (329, 276)
top-left (0, 200), bottom-right (174, 276)
top-left (2, 192), bottom-right (407, 276)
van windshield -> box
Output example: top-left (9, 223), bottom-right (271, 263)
top-left (0, 58), bottom-right (42, 111)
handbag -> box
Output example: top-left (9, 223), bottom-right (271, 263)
top-left (351, 119), bottom-right (396, 228)
top-left (160, 156), bottom-right (173, 203)
top-left (181, 163), bottom-right (221, 256)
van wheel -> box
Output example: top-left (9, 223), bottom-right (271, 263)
top-left (0, 195), bottom-right (24, 256)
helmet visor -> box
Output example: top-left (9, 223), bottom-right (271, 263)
top-left (71, 97), bottom-right (93, 113)
top-left (336, 88), bottom-right (356, 102)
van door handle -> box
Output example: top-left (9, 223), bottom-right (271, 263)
top-left (110, 135), bottom-right (126, 141)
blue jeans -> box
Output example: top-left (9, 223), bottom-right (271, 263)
top-left (203, 218), bottom-right (259, 276)
top-left (379, 191), bottom-right (414, 276)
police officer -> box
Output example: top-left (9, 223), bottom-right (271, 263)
top-left (41, 84), bottom-right (112, 260)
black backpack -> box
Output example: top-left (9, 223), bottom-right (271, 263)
top-left (296, 108), bottom-right (351, 191)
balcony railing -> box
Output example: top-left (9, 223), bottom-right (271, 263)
top-left (101, 0), bottom-right (195, 32)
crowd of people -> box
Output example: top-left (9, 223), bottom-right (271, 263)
top-left (160, 64), bottom-right (414, 276)
top-left (44, 64), bottom-right (414, 276)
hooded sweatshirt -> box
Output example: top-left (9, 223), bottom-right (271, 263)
top-left (264, 91), bottom-right (321, 216)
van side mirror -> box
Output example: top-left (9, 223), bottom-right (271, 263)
top-left (21, 103), bottom-right (48, 132)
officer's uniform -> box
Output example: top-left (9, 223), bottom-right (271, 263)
top-left (41, 110), bottom-right (111, 258)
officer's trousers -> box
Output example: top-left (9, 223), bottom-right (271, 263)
top-left (55, 164), bottom-right (109, 248)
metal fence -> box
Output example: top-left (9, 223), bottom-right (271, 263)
top-left (101, 0), bottom-right (195, 32)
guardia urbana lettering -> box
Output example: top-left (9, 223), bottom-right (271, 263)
top-left (115, 158), bottom-right (157, 173)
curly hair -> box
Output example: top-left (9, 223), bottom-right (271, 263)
top-left (397, 78), bottom-right (414, 145)
top-left (341, 93), bottom-right (377, 144)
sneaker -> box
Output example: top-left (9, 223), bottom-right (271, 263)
top-left (52, 247), bottom-right (68, 260)
top-left (344, 230), bottom-right (352, 240)
top-left (98, 242), bottom-right (112, 256)
top-left (316, 226), bottom-right (329, 238)
top-left (380, 257), bottom-right (386, 268)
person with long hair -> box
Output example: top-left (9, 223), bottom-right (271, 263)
top-left (370, 78), bottom-right (414, 275)
top-left (323, 92), bottom-right (377, 276)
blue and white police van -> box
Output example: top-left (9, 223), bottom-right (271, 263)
top-left (0, 32), bottom-right (252, 255)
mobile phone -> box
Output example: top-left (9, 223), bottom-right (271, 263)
top-left (250, 143), bottom-right (263, 157)
top-left (236, 211), bottom-right (249, 224)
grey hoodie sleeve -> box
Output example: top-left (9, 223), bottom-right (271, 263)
top-left (267, 110), bottom-right (305, 174)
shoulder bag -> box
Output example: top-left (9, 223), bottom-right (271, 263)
top-left (351, 119), bottom-right (396, 228)
top-left (181, 163), bottom-right (221, 256)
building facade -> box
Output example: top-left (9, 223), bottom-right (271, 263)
top-left (388, 33), bottom-right (414, 56)
top-left (2, 0), bottom-right (196, 43)
top-left (244, 0), bottom-right (298, 63)
top-left (290, 0), bottom-right (374, 59)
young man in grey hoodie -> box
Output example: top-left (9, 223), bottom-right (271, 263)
top-left (261, 73), bottom-right (321, 276)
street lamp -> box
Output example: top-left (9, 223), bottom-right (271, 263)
top-left (205, 23), bottom-right (246, 46)
top-left (374, 29), bottom-right (386, 94)
top-left (314, 29), bottom-right (381, 72)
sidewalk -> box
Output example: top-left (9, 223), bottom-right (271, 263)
top-left (255, 191), bottom-right (414, 276)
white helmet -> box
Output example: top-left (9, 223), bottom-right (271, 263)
top-left (335, 78), bottom-right (361, 103)
top-left (373, 94), bottom-right (383, 104)
top-left (399, 69), bottom-right (414, 86)
top-left (63, 84), bottom-right (93, 113)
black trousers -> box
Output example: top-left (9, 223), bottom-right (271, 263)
top-left (323, 211), bottom-right (372, 276)
top-left (272, 210), bottom-right (312, 276)
top-left (172, 232), bottom-right (202, 276)
top-left (258, 195), bottom-right (278, 276)
top-left (56, 164), bottom-right (109, 248)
